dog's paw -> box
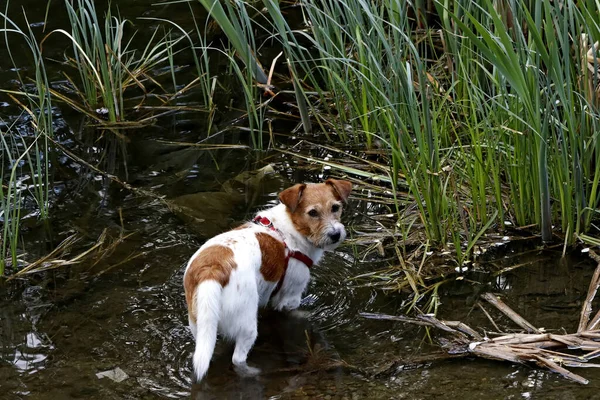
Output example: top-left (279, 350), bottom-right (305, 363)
top-left (274, 297), bottom-right (301, 311)
top-left (233, 363), bottom-right (261, 378)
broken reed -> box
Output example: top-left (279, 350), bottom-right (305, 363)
top-left (362, 258), bottom-right (600, 385)
top-left (199, 0), bottom-right (600, 261)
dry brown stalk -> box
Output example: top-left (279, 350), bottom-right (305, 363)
top-left (362, 259), bottom-right (600, 385)
top-left (579, 263), bottom-right (600, 332)
top-left (481, 292), bottom-right (541, 333)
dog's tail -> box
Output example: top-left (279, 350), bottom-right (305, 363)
top-left (192, 280), bottom-right (222, 381)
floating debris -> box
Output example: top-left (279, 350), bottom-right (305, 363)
top-left (96, 367), bottom-right (129, 383)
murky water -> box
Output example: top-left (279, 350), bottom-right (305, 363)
top-left (2, 1), bottom-right (600, 399)
top-left (2, 131), bottom-right (600, 399)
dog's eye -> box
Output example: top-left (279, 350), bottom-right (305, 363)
top-left (308, 209), bottom-right (319, 218)
top-left (331, 204), bottom-right (340, 213)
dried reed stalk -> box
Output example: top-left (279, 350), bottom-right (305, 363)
top-left (362, 259), bottom-right (600, 385)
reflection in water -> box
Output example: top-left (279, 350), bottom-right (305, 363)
top-left (11, 332), bottom-right (50, 373)
top-left (495, 274), bottom-right (511, 291)
top-left (2, 283), bottom-right (54, 379)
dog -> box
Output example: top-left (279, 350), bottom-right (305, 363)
top-left (183, 179), bottom-right (352, 381)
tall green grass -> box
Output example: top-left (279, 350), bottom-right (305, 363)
top-left (3, 0), bottom-right (600, 272)
top-left (195, 0), bottom-right (325, 145)
top-left (54, 0), bottom-right (185, 124)
top-left (0, 0), bottom-right (187, 273)
top-left (439, 0), bottom-right (600, 244)
top-left (193, 0), bottom-right (276, 148)
top-left (1, 120), bottom-right (24, 275)
top-left (197, 0), bottom-right (600, 261)
top-left (1, 3), bottom-right (53, 273)
top-left (266, 0), bottom-right (493, 260)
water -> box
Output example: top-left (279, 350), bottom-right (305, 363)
top-left (2, 1), bottom-right (600, 399)
top-left (2, 135), bottom-right (600, 399)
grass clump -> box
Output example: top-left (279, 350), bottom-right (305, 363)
top-left (53, 0), bottom-right (186, 125)
top-left (1, 3), bottom-right (54, 274)
top-left (196, 0), bottom-right (600, 265)
top-left (0, 0), bottom-right (180, 273)
top-left (3, 0), bottom-right (600, 279)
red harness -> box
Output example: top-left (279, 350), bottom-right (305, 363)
top-left (252, 215), bottom-right (313, 296)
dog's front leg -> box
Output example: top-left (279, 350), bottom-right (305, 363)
top-left (273, 294), bottom-right (302, 311)
top-left (271, 264), bottom-right (310, 311)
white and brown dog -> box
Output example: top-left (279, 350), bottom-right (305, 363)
top-left (183, 179), bottom-right (352, 381)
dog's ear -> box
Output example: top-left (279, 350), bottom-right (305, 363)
top-left (279, 183), bottom-right (306, 212)
top-left (326, 179), bottom-right (352, 202)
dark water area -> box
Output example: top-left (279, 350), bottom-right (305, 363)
top-left (2, 157), bottom-right (600, 400)
top-left (2, 1), bottom-right (600, 399)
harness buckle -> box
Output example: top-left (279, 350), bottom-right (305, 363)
top-left (253, 216), bottom-right (272, 227)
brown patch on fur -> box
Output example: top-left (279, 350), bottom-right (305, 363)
top-left (256, 232), bottom-right (286, 282)
top-left (326, 179), bottom-right (352, 202)
top-left (279, 183), bottom-right (306, 212)
top-left (290, 211), bottom-right (312, 237)
top-left (184, 245), bottom-right (236, 322)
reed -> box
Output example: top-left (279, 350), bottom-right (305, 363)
top-left (195, 0), bottom-right (269, 148)
top-left (0, 119), bottom-right (51, 274)
top-left (197, 0), bottom-right (600, 262)
top-left (1, 4), bottom-right (53, 274)
top-left (442, 0), bottom-right (600, 244)
top-left (1, 121), bottom-right (22, 274)
top-left (3, 0), bottom-right (600, 274)
top-left (278, 0), bottom-right (479, 257)
top-left (50, 0), bottom-right (185, 124)
top-left (0, 0), bottom-right (222, 273)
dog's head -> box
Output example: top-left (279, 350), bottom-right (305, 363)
top-left (279, 179), bottom-right (352, 250)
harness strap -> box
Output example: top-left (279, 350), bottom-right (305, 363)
top-left (252, 215), bottom-right (314, 297)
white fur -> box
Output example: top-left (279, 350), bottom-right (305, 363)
top-left (184, 202), bottom-right (345, 381)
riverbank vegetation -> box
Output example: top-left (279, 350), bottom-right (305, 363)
top-left (2, 0), bottom-right (600, 282)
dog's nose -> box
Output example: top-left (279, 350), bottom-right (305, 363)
top-left (329, 231), bottom-right (341, 243)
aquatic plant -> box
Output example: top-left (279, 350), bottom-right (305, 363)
top-left (0, 0), bottom-right (207, 272)
top-left (197, 0), bottom-right (600, 265)
top-left (51, 0), bottom-right (186, 125)
top-left (3, 0), bottom-right (600, 277)
top-left (441, 0), bottom-right (600, 245)
top-left (1, 3), bottom-right (53, 274)
top-left (195, 0), bottom-right (321, 146)
top-left (0, 117), bottom-right (51, 274)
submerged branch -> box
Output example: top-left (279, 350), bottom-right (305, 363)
top-left (481, 292), bottom-right (541, 333)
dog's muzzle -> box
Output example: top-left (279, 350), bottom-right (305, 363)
top-left (319, 222), bottom-right (346, 250)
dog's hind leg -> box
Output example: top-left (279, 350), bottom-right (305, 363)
top-left (232, 321), bottom-right (260, 377)
top-left (223, 280), bottom-right (261, 377)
